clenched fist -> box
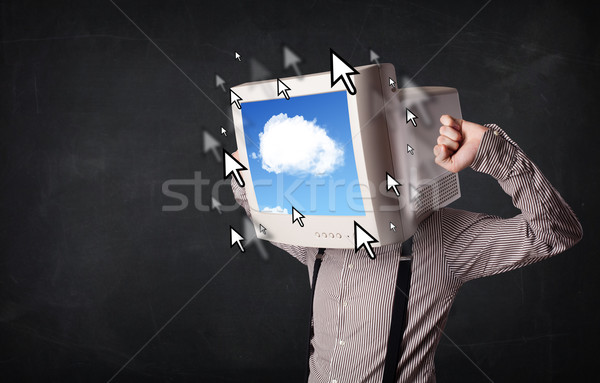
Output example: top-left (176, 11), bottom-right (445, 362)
top-left (433, 115), bottom-right (489, 173)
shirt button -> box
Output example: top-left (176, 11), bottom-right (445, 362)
top-left (493, 129), bottom-right (499, 136)
top-left (332, 380), bottom-right (338, 383)
top-left (343, 301), bottom-right (348, 307)
top-left (339, 340), bottom-right (345, 346)
top-left (348, 264), bottom-right (353, 269)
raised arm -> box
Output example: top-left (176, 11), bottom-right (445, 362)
top-left (230, 151), bottom-right (308, 265)
top-left (434, 115), bottom-right (583, 282)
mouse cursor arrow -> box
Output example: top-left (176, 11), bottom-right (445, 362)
top-left (212, 197), bottom-right (222, 214)
top-left (409, 184), bottom-right (419, 203)
top-left (389, 77), bottom-right (396, 88)
top-left (292, 207), bottom-right (305, 227)
top-left (369, 49), bottom-right (380, 66)
top-left (259, 224), bottom-right (267, 235)
top-left (406, 108), bottom-right (418, 127)
top-left (223, 149), bottom-right (247, 187)
top-left (249, 57), bottom-right (272, 81)
top-left (390, 222), bottom-right (396, 232)
top-left (277, 78), bottom-right (291, 100)
top-left (203, 130), bottom-right (221, 162)
top-left (215, 74), bottom-right (226, 92)
top-left (330, 49), bottom-right (359, 95)
top-left (354, 221), bottom-right (378, 259)
top-left (230, 89), bottom-right (242, 109)
top-left (234, 51), bottom-right (241, 61)
top-left (386, 172), bottom-right (402, 197)
top-left (220, 126), bottom-right (227, 136)
top-left (230, 226), bottom-right (245, 253)
top-left (283, 45), bottom-right (302, 76)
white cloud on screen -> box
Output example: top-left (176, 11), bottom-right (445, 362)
top-left (258, 113), bottom-right (344, 176)
top-left (262, 206), bottom-right (289, 214)
top-left (250, 152), bottom-right (258, 159)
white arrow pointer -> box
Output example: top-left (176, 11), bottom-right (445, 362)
top-left (277, 78), bottom-right (291, 100)
top-left (230, 89), bottom-right (242, 109)
top-left (212, 197), bottom-right (222, 214)
top-left (259, 224), bottom-right (267, 235)
top-left (406, 108), bottom-right (418, 127)
top-left (223, 149), bottom-right (247, 187)
top-left (230, 226), bottom-right (245, 252)
top-left (241, 217), bottom-right (269, 260)
top-left (292, 207), bottom-right (305, 227)
top-left (409, 184), bottom-right (419, 203)
top-left (203, 130), bottom-right (221, 162)
top-left (215, 74), bottom-right (226, 92)
top-left (249, 57), bottom-right (272, 81)
top-left (234, 51), bottom-right (241, 61)
top-left (354, 221), bottom-right (379, 259)
top-left (389, 77), bottom-right (396, 88)
top-left (369, 49), bottom-right (380, 66)
top-left (330, 49), bottom-right (359, 95)
top-left (390, 222), bottom-right (396, 232)
top-left (386, 172), bottom-right (402, 197)
top-left (407, 144), bottom-right (414, 155)
top-left (220, 126), bottom-right (227, 136)
top-left (283, 45), bottom-right (302, 76)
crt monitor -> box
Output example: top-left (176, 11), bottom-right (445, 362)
top-left (230, 63), bottom-right (461, 249)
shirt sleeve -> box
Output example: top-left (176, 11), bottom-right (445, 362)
top-left (231, 180), bottom-right (308, 265)
top-left (442, 124), bottom-right (583, 282)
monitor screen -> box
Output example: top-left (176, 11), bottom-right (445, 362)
top-left (241, 90), bottom-right (365, 216)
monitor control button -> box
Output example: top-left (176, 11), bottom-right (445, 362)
top-left (336, 233), bottom-right (342, 239)
top-left (321, 232), bottom-right (327, 238)
top-left (328, 233), bottom-right (334, 238)
top-left (315, 232), bottom-right (320, 238)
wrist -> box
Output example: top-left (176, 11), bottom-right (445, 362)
top-left (470, 124), bottom-right (517, 181)
top-left (475, 124), bottom-right (489, 144)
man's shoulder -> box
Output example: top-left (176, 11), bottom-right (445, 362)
top-left (416, 207), bottom-right (483, 235)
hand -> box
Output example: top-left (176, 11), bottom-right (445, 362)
top-left (433, 115), bottom-right (489, 173)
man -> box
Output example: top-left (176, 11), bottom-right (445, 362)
top-left (230, 115), bottom-right (583, 382)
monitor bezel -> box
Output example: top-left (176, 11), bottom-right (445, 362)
top-left (231, 65), bottom-right (403, 249)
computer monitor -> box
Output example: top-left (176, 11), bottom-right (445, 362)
top-left (231, 63), bottom-right (461, 248)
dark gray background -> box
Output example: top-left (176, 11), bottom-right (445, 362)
top-left (1, 0), bottom-right (597, 381)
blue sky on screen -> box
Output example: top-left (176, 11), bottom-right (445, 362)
top-left (241, 91), bottom-right (365, 216)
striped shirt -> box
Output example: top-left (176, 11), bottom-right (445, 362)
top-left (231, 124), bottom-right (583, 382)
